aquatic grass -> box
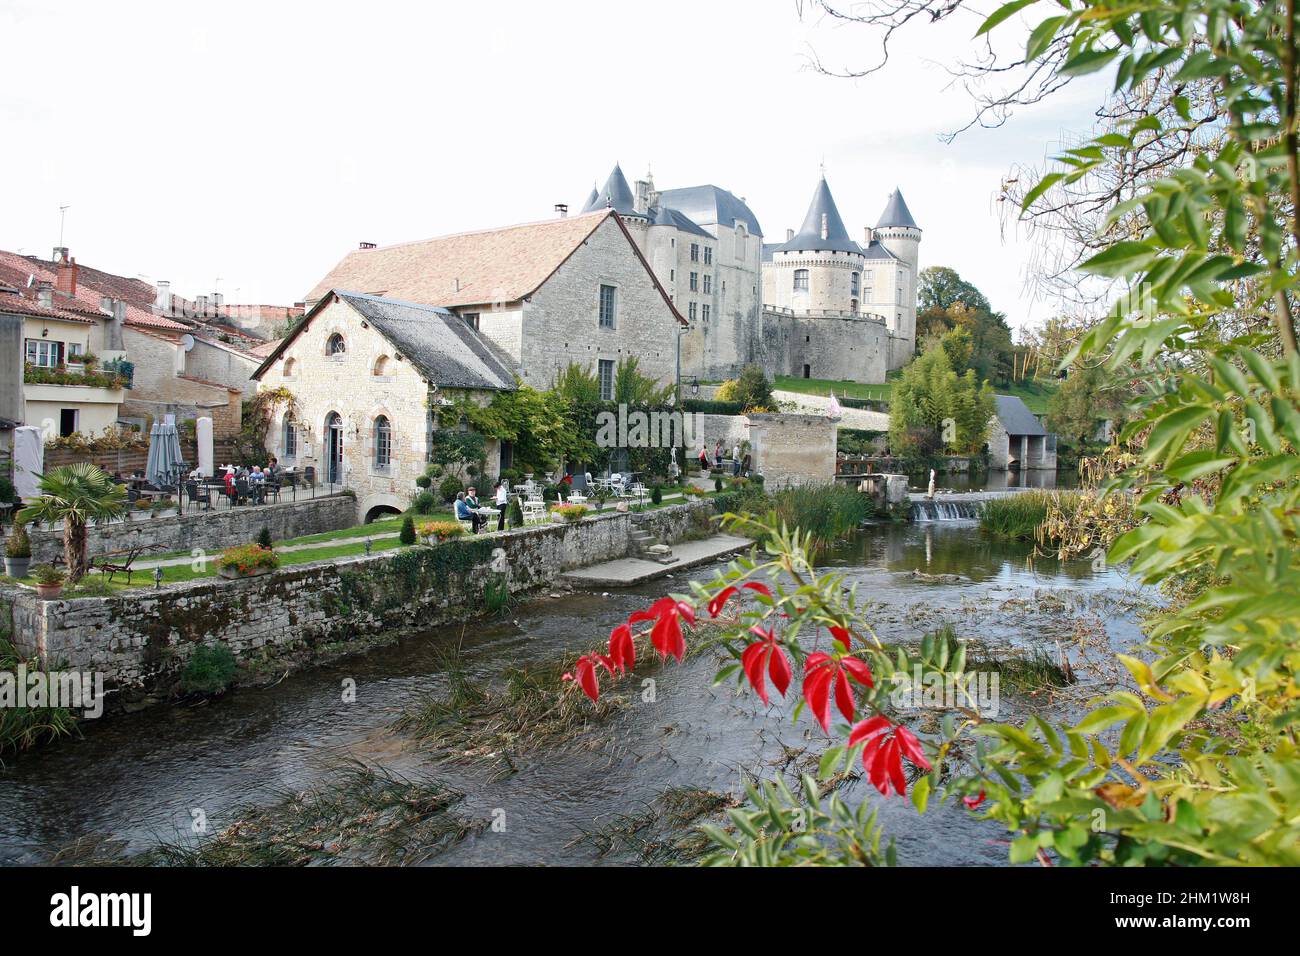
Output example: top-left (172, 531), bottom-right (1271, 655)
top-left (137, 763), bottom-right (479, 866)
top-left (568, 787), bottom-right (736, 865)
top-left (715, 483), bottom-right (872, 550)
top-left (0, 637), bottom-right (80, 761)
top-left (978, 490), bottom-right (1086, 543)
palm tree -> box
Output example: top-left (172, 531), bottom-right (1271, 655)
top-left (16, 463), bottom-right (127, 583)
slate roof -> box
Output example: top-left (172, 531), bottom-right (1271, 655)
top-left (253, 291), bottom-right (517, 391)
top-left (582, 164), bottom-right (640, 216)
top-left (994, 395), bottom-right (1046, 436)
top-left (860, 241), bottom-right (899, 261)
top-left (652, 204), bottom-right (712, 238)
top-left (774, 177), bottom-right (863, 255)
top-left (875, 188), bottom-right (920, 229)
top-left (657, 184), bottom-right (763, 237)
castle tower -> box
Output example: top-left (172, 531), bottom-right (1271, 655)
top-left (762, 175), bottom-right (867, 315)
top-left (871, 187), bottom-right (922, 363)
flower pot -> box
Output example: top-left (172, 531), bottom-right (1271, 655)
top-left (4, 556), bottom-right (31, 578)
top-left (35, 582), bottom-right (64, 600)
top-left (219, 565), bottom-right (273, 580)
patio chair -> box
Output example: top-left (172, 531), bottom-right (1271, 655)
top-left (184, 480), bottom-right (212, 512)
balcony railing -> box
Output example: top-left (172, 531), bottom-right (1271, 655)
top-left (23, 362), bottom-right (129, 390)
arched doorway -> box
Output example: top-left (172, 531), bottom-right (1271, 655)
top-left (325, 411), bottom-right (344, 485)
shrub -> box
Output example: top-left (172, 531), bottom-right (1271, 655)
top-left (410, 491), bottom-right (438, 515)
top-left (399, 516), bottom-right (416, 546)
top-left (508, 497), bottom-right (525, 528)
top-left (414, 474), bottom-right (432, 490)
top-left (256, 526), bottom-right (273, 550)
top-left (682, 399), bottom-right (745, 415)
top-left (31, 564), bottom-right (65, 586)
top-left (650, 485), bottom-right (663, 505)
top-left (180, 645), bottom-right (238, 695)
top-left (5, 523), bottom-right (31, 559)
top-left (438, 474), bottom-right (464, 502)
top-left (417, 520), bottom-right (467, 543)
top-left (552, 503), bottom-right (588, 523)
top-left (682, 485), bottom-right (707, 497)
top-left (714, 477), bottom-right (723, 493)
top-left (217, 544), bottom-right (280, 575)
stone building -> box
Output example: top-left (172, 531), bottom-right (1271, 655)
top-left (988, 395), bottom-right (1057, 471)
top-left (578, 167), bottom-right (920, 386)
top-left (578, 165), bottom-right (764, 382)
top-left (251, 290), bottom-right (516, 521)
top-left (304, 208), bottom-right (685, 395)
top-left (761, 176), bottom-right (921, 380)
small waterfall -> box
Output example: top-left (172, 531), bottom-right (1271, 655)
top-left (910, 499), bottom-right (984, 522)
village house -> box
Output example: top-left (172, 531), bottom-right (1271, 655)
top-left (304, 208), bottom-right (686, 395)
top-left (989, 395), bottom-right (1057, 471)
top-left (251, 290), bottom-right (517, 522)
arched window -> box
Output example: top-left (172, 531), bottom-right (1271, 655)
top-left (326, 333), bottom-right (346, 355)
top-left (283, 419), bottom-right (297, 458)
top-left (373, 415), bottom-right (392, 470)
top-left (793, 269), bottom-right (809, 291)
top-left (282, 357), bottom-right (296, 378)
top-left (372, 355), bottom-right (389, 377)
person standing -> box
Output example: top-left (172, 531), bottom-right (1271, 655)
top-left (732, 443), bottom-right (741, 476)
top-left (714, 440), bottom-right (723, 469)
top-left (698, 444), bottom-right (709, 470)
top-left (494, 480), bottom-right (508, 531)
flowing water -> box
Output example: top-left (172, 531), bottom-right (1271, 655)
top-left (0, 519), bottom-right (1149, 867)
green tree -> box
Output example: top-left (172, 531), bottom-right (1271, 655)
top-left (918, 265), bottom-right (991, 314)
top-left (889, 343), bottom-right (994, 457)
top-left (715, 364), bottom-right (775, 411)
top-left (1046, 363), bottom-right (1129, 446)
top-left (16, 463), bottom-right (127, 583)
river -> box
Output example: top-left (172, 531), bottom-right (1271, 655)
top-left (0, 517), bottom-right (1148, 866)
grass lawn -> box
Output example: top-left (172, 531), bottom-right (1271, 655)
top-left (774, 373), bottom-right (1059, 415)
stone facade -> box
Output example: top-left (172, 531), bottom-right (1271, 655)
top-left (26, 494), bottom-right (356, 563)
top-left (259, 297), bottom-right (503, 522)
top-left (119, 326), bottom-right (242, 438)
top-left (747, 413), bottom-right (837, 488)
top-left (4, 501), bottom-right (715, 712)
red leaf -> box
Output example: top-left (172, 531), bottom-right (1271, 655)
top-left (742, 582), bottom-right (772, 599)
top-left (608, 623), bottom-right (634, 673)
top-left (829, 625), bottom-right (851, 651)
top-left (849, 715), bottom-right (891, 748)
top-left (833, 669), bottom-right (855, 725)
top-left (707, 586), bottom-right (738, 617)
top-left (962, 790), bottom-right (986, 810)
top-left (884, 738), bottom-right (907, 796)
top-left (805, 652), bottom-right (867, 732)
top-left (895, 725), bottom-right (932, 772)
top-left (802, 655), bottom-right (834, 732)
top-left (768, 643), bottom-right (791, 698)
top-left (575, 658), bottom-right (600, 702)
top-left (741, 641), bottom-right (770, 705)
top-left (840, 656), bottom-right (874, 688)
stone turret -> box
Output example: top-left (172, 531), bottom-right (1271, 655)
top-left (872, 187), bottom-right (922, 360)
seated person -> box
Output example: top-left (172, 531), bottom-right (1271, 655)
top-left (465, 486), bottom-right (480, 509)
top-left (455, 492), bottom-right (483, 533)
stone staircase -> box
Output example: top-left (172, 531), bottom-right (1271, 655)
top-left (629, 526), bottom-right (678, 565)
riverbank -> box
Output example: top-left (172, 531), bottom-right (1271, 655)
top-left (1, 501), bottom-right (718, 715)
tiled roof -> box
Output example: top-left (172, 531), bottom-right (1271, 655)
top-left (0, 286), bottom-right (104, 324)
top-left (304, 210), bottom-right (683, 326)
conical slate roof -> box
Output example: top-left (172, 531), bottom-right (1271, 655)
top-left (875, 188), bottom-right (919, 229)
top-left (775, 177), bottom-right (862, 255)
top-left (590, 164), bottom-right (639, 216)
top-left (580, 185), bottom-right (599, 213)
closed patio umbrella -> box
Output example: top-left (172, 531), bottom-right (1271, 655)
top-left (145, 421), bottom-right (184, 489)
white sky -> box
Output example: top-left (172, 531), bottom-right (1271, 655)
top-left (1, 0), bottom-right (1109, 335)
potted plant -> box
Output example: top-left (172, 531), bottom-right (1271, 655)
top-left (134, 499), bottom-right (152, 521)
top-left (217, 543), bottom-right (280, 579)
top-left (4, 522), bottom-right (32, 578)
top-left (417, 520), bottom-right (467, 543)
top-left (32, 563), bottom-right (65, 599)
top-left (592, 487), bottom-right (611, 512)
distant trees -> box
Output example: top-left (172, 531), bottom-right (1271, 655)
top-left (916, 266), bottom-right (1015, 386)
top-left (888, 334), bottom-right (994, 458)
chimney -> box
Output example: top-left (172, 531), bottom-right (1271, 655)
top-left (864, 226), bottom-right (874, 245)
top-left (36, 280), bottom-right (53, 309)
top-left (359, 241), bottom-right (377, 250)
top-left (108, 299), bottom-right (126, 351)
top-left (212, 292), bottom-right (224, 313)
top-left (555, 203), bottom-right (568, 219)
top-left (786, 228), bottom-right (794, 242)
top-left (155, 280), bottom-right (172, 313)
top-left (55, 256), bottom-right (78, 296)
top-left (197, 294), bottom-right (209, 316)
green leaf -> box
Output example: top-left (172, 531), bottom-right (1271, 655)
top-left (1079, 241), bottom-right (1158, 277)
top-left (1137, 695), bottom-right (1206, 764)
top-left (1074, 704), bottom-right (1137, 735)
top-left (1021, 172), bottom-right (1064, 211)
top-left (977, 0), bottom-right (1039, 37)
top-left (1060, 47), bottom-right (1121, 77)
top-left (910, 774), bottom-right (931, 814)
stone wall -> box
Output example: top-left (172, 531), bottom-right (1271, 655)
top-left (747, 413), bottom-right (836, 488)
top-left (25, 494), bottom-right (357, 563)
top-left (2, 501), bottom-right (715, 712)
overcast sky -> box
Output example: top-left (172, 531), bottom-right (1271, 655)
top-left (1, 0), bottom-right (1108, 334)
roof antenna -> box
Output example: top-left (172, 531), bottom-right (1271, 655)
top-left (58, 203), bottom-right (71, 247)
